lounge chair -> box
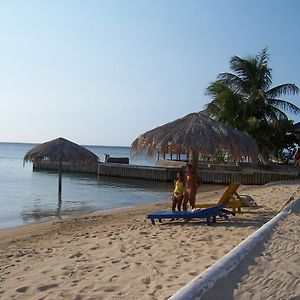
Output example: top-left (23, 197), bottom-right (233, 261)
top-left (195, 183), bottom-right (244, 213)
top-left (148, 205), bottom-right (233, 225)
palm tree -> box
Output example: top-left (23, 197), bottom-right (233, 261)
top-left (205, 48), bottom-right (300, 156)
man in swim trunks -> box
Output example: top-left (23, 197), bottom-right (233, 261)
top-left (182, 164), bottom-right (200, 210)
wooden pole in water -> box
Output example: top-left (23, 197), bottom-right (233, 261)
top-left (58, 160), bottom-right (62, 198)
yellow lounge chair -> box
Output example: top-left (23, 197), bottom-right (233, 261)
top-left (195, 183), bottom-right (245, 213)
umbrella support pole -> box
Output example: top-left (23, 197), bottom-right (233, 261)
top-left (191, 150), bottom-right (199, 174)
top-left (58, 161), bottom-right (62, 198)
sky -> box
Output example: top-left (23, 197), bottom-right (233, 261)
top-left (0, 0), bottom-right (299, 146)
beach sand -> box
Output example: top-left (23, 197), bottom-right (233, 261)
top-left (0, 181), bottom-right (299, 300)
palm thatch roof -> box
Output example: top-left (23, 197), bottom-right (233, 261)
top-left (131, 112), bottom-right (259, 161)
top-left (23, 137), bottom-right (98, 163)
top-left (287, 122), bottom-right (300, 133)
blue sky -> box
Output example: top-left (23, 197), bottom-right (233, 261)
top-left (0, 0), bottom-right (299, 146)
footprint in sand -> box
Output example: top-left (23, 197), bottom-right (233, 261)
top-left (89, 246), bottom-right (99, 250)
top-left (166, 275), bottom-right (179, 282)
top-left (139, 231), bottom-right (149, 236)
top-left (141, 276), bottom-right (151, 285)
top-left (154, 259), bottom-right (164, 264)
top-left (37, 283), bottom-right (59, 292)
top-left (104, 286), bottom-right (118, 292)
top-left (16, 286), bottom-right (29, 293)
top-left (121, 264), bottom-right (130, 270)
top-left (109, 275), bottom-right (119, 282)
top-left (210, 254), bottom-right (218, 260)
top-left (142, 245), bottom-right (151, 250)
top-left (69, 252), bottom-right (82, 259)
top-left (61, 265), bottom-right (73, 271)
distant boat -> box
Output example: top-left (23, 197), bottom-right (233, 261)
top-left (104, 154), bottom-right (129, 164)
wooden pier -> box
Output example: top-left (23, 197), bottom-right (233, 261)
top-left (33, 161), bottom-right (181, 182)
top-left (33, 161), bottom-right (300, 185)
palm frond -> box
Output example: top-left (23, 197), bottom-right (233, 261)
top-left (267, 84), bottom-right (299, 98)
top-left (216, 73), bottom-right (245, 94)
top-left (267, 98), bottom-right (300, 114)
top-left (264, 105), bottom-right (288, 122)
top-left (257, 47), bottom-right (269, 66)
top-left (229, 56), bottom-right (253, 82)
top-left (270, 106), bottom-right (288, 120)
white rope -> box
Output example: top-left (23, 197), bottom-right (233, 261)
top-left (279, 185), bottom-right (300, 212)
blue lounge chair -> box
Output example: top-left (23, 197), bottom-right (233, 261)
top-left (148, 205), bottom-right (233, 225)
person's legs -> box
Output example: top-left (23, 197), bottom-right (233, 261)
top-left (177, 195), bottom-right (183, 211)
top-left (172, 195), bottom-right (178, 211)
top-left (182, 191), bottom-right (189, 210)
top-left (189, 190), bottom-right (197, 209)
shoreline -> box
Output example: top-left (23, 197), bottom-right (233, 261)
top-left (1, 181), bottom-right (299, 299)
top-left (0, 183), bottom-right (225, 234)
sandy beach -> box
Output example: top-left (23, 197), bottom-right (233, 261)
top-left (1, 181), bottom-right (300, 300)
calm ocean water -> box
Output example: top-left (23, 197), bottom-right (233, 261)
top-left (0, 142), bottom-right (172, 230)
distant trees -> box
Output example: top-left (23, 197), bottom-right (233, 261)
top-left (205, 48), bottom-right (300, 160)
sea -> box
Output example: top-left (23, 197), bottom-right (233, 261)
top-left (0, 142), bottom-right (173, 230)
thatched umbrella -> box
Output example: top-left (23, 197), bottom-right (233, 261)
top-left (287, 122), bottom-right (300, 142)
top-left (24, 137), bottom-right (98, 199)
top-left (131, 112), bottom-right (259, 172)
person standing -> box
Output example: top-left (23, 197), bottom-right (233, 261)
top-left (294, 148), bottom-right (300, 166)
top-left (171, 171), bottom-right (185, 211)
top-left (182, 164), bottom-right (200, 210)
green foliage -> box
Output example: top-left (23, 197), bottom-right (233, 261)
top-left (205, 48), bottom-right (300, 159)
top-left (214, 149), bottom-right (226, 163)
top-left (269, 119), bottom-right (298, 162)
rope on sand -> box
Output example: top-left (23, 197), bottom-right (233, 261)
top-left (279, 185), bottom-right (300, 212)
top-left (169, 198), bottom-right (299, 300)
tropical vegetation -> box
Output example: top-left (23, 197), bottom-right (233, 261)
top-left (204, 48), bottom-right (300, 161)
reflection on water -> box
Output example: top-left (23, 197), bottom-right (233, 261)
top-left (21, 208), bottom-right (61, 222)
top-left (57, 194), bottom-right (62, 219)
top-left (21, 199), bottom-right (95, 222)
top-left (20, 170), bottom-right (173, 224)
